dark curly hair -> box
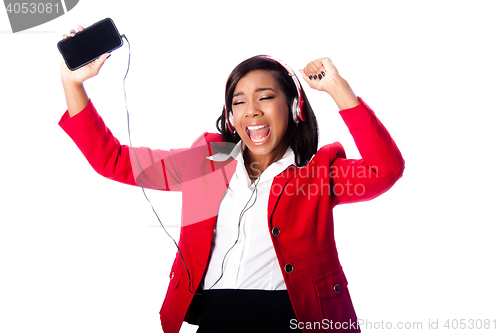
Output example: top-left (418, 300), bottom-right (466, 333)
top-left (215, 56), bottom-right (319, 167)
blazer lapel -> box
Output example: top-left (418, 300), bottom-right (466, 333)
top-left (267, 165), bottom-right (299, 222)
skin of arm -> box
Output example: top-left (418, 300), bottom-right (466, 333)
top-left (324, 75), bottom-right (359, 110)
top-left (61, 81), bottom-right (89, 117)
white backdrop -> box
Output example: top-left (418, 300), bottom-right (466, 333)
top-left (1, 1), bottom-right (499, 332)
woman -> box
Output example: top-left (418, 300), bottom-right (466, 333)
top-left (59, 26), bottom-right (404, 333)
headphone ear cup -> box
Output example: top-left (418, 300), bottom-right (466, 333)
top-left (291, 97), bottom-right (301, 123)
top-left (225, 105), bottom-right (235, 133)
top-left (228, 111), bottom-right (234, 129)
top-left (298, 98), bottom-right (305, 122)
top-left (292, 97), bottom-right (306, 123)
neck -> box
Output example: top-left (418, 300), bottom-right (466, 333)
top-left (243, 144), bottom-right (288, 181)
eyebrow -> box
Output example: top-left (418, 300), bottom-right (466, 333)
top-left (233, 88), bottom-right (276, 98)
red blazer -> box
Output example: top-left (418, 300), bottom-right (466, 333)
top-left (59, 97), bottom-right (404, 333)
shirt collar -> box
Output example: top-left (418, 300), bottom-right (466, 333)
top-left (207, 140), bottom-right (296, 184)
top-left (207, 140), bottom-right (295, 164)
top-left (206, 140), bottom-right (244, 162)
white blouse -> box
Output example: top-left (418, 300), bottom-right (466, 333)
top-left (202, 140), bottom-right (296, 290)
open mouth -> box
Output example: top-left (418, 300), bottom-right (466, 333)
top-left (246, 124), bottom-right (271, 144)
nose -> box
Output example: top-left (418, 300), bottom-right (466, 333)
top-left (244, 99), bottom-right (263, 118)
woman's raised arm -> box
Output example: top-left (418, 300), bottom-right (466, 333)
top-left (300, 57), bottom-right (404, 205)
top-left (58, 25), bottom-right (189, 192)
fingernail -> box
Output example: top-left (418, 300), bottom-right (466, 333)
top-left (313, 75), bottom-right (317, 80)
top-left (309, 75), bottom-right (313, 80)
top-left (318, 74), bottom-right (322, 80)
top-left (321, 71), bottom-right (326, 76)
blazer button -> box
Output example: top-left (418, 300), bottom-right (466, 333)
top-left (284, 263), bottom-right (294, 273)
top-left (272, 226), bottom-right (280, 237)
top-left (334, 284), bottom-right (340, 293)
top-left (170, 272), bottom-right (174, 280)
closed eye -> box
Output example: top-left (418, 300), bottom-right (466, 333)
top-left (233, 96), bottom-right (274, 106)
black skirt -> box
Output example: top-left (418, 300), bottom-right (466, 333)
top-left (193, 289), bottom-right (301, 333)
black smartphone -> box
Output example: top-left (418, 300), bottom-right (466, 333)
top-left (57, 18), bottom-right (123, 71)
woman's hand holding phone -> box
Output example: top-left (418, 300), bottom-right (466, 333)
top-left (60, 25), bottom-right (111, 85)
top-left (60, 25), bottom-right (111, 117)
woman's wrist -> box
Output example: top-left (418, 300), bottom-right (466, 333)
top-left (325, 75), bottom-right (360, 110)
top-left (61, 78), bottom-right (84, 88)
top-left (62, 80), bottom-right (89, 117)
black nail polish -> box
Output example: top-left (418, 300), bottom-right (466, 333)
top-left (321, 71), bottom-right (326, 76)
top-left (309, 75), bottom-right (313, 80)
top-left (318, 74), bottom-right (322, 80)
top-left (313, 75), bottom-right (317, 80)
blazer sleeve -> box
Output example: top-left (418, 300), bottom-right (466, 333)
top-left (331, 97), bottom-right (405, 205)
top-left (58, 99), bottom-right (190, 191)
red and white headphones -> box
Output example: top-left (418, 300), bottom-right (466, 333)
top-left (224, 55), bottom-right (305, 134)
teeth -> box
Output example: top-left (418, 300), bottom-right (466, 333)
top-left (247, 124), bottom-right (268, 131)
top-left (248, 128), bottom-right (270, 143)
top-left (251, 135), bottom-right (268, 143)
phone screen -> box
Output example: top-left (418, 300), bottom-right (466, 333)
top-left (58, 18), bottom-right (123, 71)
